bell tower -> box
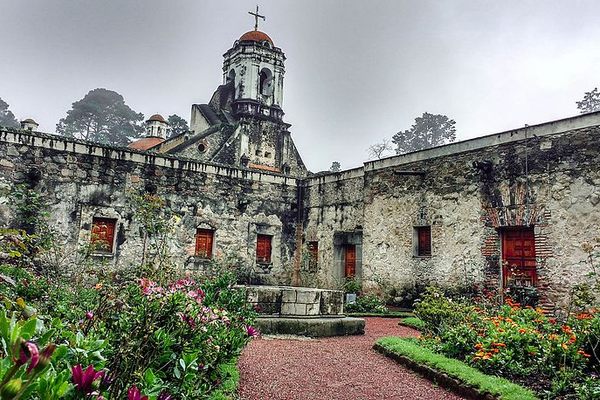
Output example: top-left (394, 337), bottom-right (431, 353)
top-left (222, 6), bottom-right (285, 120)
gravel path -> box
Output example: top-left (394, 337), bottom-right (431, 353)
top-left (238, 317), bottom-right (465, 400)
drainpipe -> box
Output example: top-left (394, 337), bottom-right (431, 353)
top-left (291, 180), bottom-right (305, 286)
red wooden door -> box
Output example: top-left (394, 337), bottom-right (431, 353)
top-left (502, 227), bottom-right (537, 287)
top-left (345, 245), bottom-right (356, 277)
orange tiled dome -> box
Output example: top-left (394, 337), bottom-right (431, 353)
top-left (239, 30), bottom-right (273, 45)
top-left (147, 114), bottom-right (166, 123)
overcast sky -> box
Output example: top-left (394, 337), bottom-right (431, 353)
top-left (1, 0), bottom-right (599, 171)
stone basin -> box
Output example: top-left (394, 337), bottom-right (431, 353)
top-left (240, 285), bottom-right (365, 337)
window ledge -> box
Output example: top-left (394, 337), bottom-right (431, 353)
top-left (413, 255), bottom-right (433, 259)
top-left (90, 252), bottom-right (115, 258)
top-left (192, 256), bottom-right (212, 261)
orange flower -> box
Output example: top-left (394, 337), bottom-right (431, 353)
top-left (561, 343), bottom-right (569, 350)
top-left (475, 343), bottom-right (484, 350)
top-left (548, 334), bottom-right (559, 341)
top-left (561, 325), bottom-right (573, 334)
top-left (518, 328), bottom-right (527, 334)
top-left (568, 334), bottom-right (577, 344)
top-left (576, 313), bottom-right (593, 320)
top-left (577, 350), bottom-right (591, 358)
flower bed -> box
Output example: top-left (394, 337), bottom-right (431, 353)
top-left (0, 260), bottom-right (257, 399)
top-left (413, 287), bottom-right (600, 398)
top-left (375, 337), bottom-right (537, 400)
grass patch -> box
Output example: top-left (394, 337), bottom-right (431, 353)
top-left (399, 317), bottom-right (425, 330)
top-left (375, 337), bottom-right (538, 400)
top-left (346, 311), bottom-right (414, 318)
top-left (208, 357), bottom-right (241, 400)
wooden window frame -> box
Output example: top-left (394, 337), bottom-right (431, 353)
top-left (256, 234), bottom-right (272, 264)
top-left (195, 228), bottom-right (214, 259)
top-left (414, 226), bottom-right (432, 257)
top-left (90, 217), bottom-right (117, 254)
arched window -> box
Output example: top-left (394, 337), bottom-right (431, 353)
top-left (227, 69), bottom-right (236, 83)
top-left (259, 68), bottom-right (274, 96)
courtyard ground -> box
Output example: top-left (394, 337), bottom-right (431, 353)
top-left (238, 317), bottom-right (465, 400)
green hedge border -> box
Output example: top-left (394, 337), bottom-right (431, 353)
top-left (398, 317), bottom-right (425, 330)
top-left (374, 337), bottom-right (538, 400)
top-left (208, 357), bottom-right (241, 400)
top-left (346, 311), bottom-right (414, 318)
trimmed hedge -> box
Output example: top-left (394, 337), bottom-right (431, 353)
top-left (398, 317), bottom-right (425, 330)
top-left (346, 311), bottom-right (414, 318)
top-left (375, 337), bottom-right (537, 400)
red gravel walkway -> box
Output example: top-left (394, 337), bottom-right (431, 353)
top-left (238, 317), bottom-right (465, 400)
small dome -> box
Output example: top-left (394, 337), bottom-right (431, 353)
top-left (21, 118), bottom-right (38, 124)
top-left (147, 114), bottom-right (166, 123)
top-left (239, 30), bottom-right (273, 45)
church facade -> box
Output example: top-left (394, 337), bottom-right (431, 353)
top-left (0, 27), bottom-right (599, 308)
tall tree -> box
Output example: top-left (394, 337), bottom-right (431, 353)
top-left (367, 138), bottom-right (393, 160)
top-left (329, 161), bottom-right (341, 172)
top-left (0, 98), bottom-right (19, 128)
top-left (576, 87), bottom-right (600, 114)
top-left (392, 112), bottom-right (456, 155)
top-left (167, 114), bottom-right (189, 138)
top-left (56, 88), bottom-right (144, 146)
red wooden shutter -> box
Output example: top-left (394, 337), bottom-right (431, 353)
top-left (417, 226), bottom-right (431, 256)
top-left (256, 235), bottom-right (272, 263)
top-left (91, 218), bottom-right (116, 253)
top-left (195, 229), bottom-right (214, 259)
top-left (345, 245), bottom-right (356, 277)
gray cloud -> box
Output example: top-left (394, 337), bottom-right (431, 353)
top-left (1, 0), bottom-right (599, 171)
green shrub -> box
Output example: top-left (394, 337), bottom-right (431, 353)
top-left (413, 286), bottom-right (474, 336)
top-left (345, 294), bottom-right (388, 313)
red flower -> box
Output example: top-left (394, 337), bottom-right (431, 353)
top-left (72, 364), bottom-right (105, 394)
top-left (128, 385), bottom-right (149, 400)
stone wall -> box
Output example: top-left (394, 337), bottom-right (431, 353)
top-left (303, 113), bottom-right (600, 307)
top-left (0, 128), bottom-right (301, 284)
top-left (1, 111), bottom-right (599, 307)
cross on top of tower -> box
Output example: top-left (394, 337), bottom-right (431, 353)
top-left (248, 5), bottom-right (265, 31)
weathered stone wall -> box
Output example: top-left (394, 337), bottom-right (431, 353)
top-left (0, 129), bottom-right (300, 284)
top-left (303, 168), bottom-right (365, 289)
top-left (304, 113), bottom-right (600, 307)
top-left (1, 111), bottom-right (599, 307)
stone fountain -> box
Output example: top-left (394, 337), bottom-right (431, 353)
top-left (241, 285), bottom-right (365, 337)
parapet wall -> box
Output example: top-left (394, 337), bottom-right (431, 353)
top-left (0, 128), bottom-right (300, 284)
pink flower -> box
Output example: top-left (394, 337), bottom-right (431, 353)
top-left (71, 364), bottom-right (105, 394)
top-left (86, 311), bottom-right (94, 320)
top-left (128, 385), bottom-right (149, 400)
top-left (246, 325), bottom-right (259, 338)
top-left (17, 340), bottom-right (40, 372)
